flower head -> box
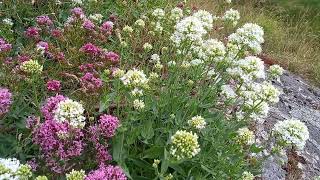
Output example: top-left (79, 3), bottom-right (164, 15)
top-left (0, 87), bottom-right (12, 116)
top-left (222, 9), bottom-right (240, 26)
top-left (0, 38), bottom-right (12, 52)
top-left (47, 80), bottom-right (61, 92)
top-left (152, 8), bottom-right (165, 19)
top-left (80, 73), bottom-right (103, 92)
top-left (25, 27), bottom-right (40, 38)
top-left (20, 60), bottom-right (43, 75)
top-left (101, 21), bottom-right (114, 32)
top-left (170, 130), bottom-right (200, 160)
top-left (236, 127), bottom-right (255, 146)
top-left (66, 169), bottom-right (86, 180)
top-left (268, 65), bottom-right (284, 80)
top-left (54, 99), bottom-right (86, 128)
top-left (188, 115), bottom-right (206, 130)
top-left (80, 43), bottom-right (101, 55)
top-left (135, 19), bottom-right (145, 28)
top-left (241, 171), bottom-right (254, 180)
top-left (272, 119), bottom-right (309, 149)
top-left (98, 114), bottom-right (119, 138)
top-left (85, 165), bottom-right (127, 180)
top-left (120, 69), bottom-right (149, 88)
top-left (133, 99), bottom-right (145, 110)
top-left (36, 15), bottom-right (53, 26)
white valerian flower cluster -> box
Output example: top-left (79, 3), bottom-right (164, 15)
top-left (272, 119), bottom-right (309, 150)
top-left (236, 56), bottom-right (265, 80)
top-left (241, 171), bottom-right (254, 180)
top-left (150, 54), bottom-right (160, 63)
top-left (268, 64), bottom-right (284, 80)
top-left (170, 130), bottom-right (200, 160)
top-left (236, 127), bottom-right (255, 145)
top-left (71, 0), bottom-right (83, 5)
top-left (0, 158), bottom-right (32, 179)
top-left (170, 7), bottom-right (183, 21)
top-left (228, 23), bottom-right (264, 54)
top-left (188, 115), bottom-right (206, 130)
top-left (192, 10), bottom-right (216, 30)
top-left (143, 43), bottom-right (153, 52)
top-left (3, 18), bottom-right (13, 26)
top-left (152, 8), bottom-right (165, 19)
top-left (133, 99), bottom-right (145, 110)
top-left (222, 9), bottom-right (240, 26)
top-left (171, 16), bottom-right (206, 46)
top-left (20, 60), bottom-right (43, 75)
top-left (54, 99), bottom-right (86, 128)
top-left (221, 84), bottom-right (237, 99)
top-left (197, 39), bottom-right (226, 62)
top-left (66, 169), bottom-right (86, 180)
top-left (120, 69), bottom-right (149, 88)
top-left (89, 13), bottom-right (103, 23)
top-left (135, 19), bottom-right (145, 28)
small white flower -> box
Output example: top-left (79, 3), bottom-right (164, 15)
top-left (237, 127), bottom-right (255, 145)
top-left (133, 99), bottom-right (145, 110)
top-left (221, 84), bottom-right (237, 99)
top-left (120, 69), bottom-right (149, 88)
top-left (170, 130), bottom-right (200, 160)
top-left (223, 9), bottom-right (240, 26)
top-left (150, 54), bottom-right (160, 63)
top-left (152, 8), bottom-right (165, 19)
top-left (170, 7), bottom-right (183, 21)
top-left (135, 19), bottom-right (145, 28)
top-left (272, 119), bottom-right (309, 150)
top-left (89, 14), bottom-right (103, 23)
top-left (3, 18), bottom-right (13, 26)
top-left (268, 65), bottom-right (284, 80)
top-left (143, 43), bottom-right (153, 52)
top-left (188, 115), bottom-right (206, 130)
top-left (54, 99), bottom-right (86, 128)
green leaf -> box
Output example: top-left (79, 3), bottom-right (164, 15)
top-left (99, 92), bottom-right (115, 113)
top-left (160, 149), bottom-right (169, 174)
top-left (112, 133), bottom-right (124, 162)
top-left (142, 146), bottom-right (163, 159)
top-left (140, 120), bottom-right (154, 140)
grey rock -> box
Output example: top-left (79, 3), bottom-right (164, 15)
top-left (261, 71), bottom-right (320, 179)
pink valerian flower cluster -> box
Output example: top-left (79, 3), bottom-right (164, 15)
top-left (102, 51), bottom-right (120, 63)
top-left (41, 94), bottom-right (67, 121)
top-left (51, 29), bottom-right (63, 38)
top-left (80, 43), bottom-right (101, 56)
top-left (87, 115), bottom-right (119, 165)
top-left (46, 80), bottom-right (61, 92)
top-left (0, 87), bottom-right (12, 115)
top-left (101, 21), bottom-right (114, 34)
top-left (80, 73), bottom-right (103, 91)
top-left (27, 158), bottom-right (38, 171)
top-left (18, 55), bottom-right (30, 63)
top-left (32, 119), bottom-right (85, 173)
top-left (25, 27), bottom-right (40, 38)
top-left (25, 115), bottom-right (40, 129)
top-left (88, 125), bottom-right (112, 165)
top-left (71, 7), bottom-right (85, 18)
top-left (79, 63), bottom-right (95, 72)
top-left (85, 164), bottom-right (127, 180)
top-left (99, 115), bottom-right (119, 138)
top-left (83, 19), bottom-right (95, 30)
top-left (36, 41), bottom-right (49, 53)
top-left (33, 95), bottom-right (85, 173)
top-left (0, 38), bottom-right (12, 52)
top-left (36, 15), bottom-right (53, 26)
